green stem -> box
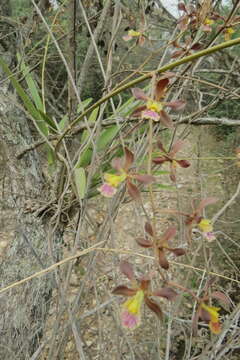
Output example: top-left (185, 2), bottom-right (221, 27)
top-left (57, 36), bottom-right (240, 146)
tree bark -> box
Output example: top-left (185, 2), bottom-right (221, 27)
top-left (0, 12), bottom-right (61, 359)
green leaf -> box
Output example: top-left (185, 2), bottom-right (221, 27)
top-left (153, 170), bottom-right (170, 175)
top-left (0, 56), bottom-right (48, 136)
top-left (76, 148), bottom-right (93, 168)
top-left (38, 110), bottom-right (58, 132)
top-left (81, 107), bottom-right (99, 142)
top-left (74, 167), bottom-right (86, 200)
top-left (96, 125), bottom-right (119, 151)
top-left (17, 54), bottom-right (44, 112)
top-left (156, 184), bottom-right (176, 190)
top-left (77, 98), bottom-right (93, 113)
top-left (58, 114), bottom-right (68, 131)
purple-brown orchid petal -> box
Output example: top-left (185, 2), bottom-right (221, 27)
top-left (171, 50), bottom-right (185, 58)
top-left (152, 156), bottom-right (168, 165)
top-left (153, 287), bottom-right (178, 301)
top-left (160, 226), bottom-right (177, 244)
top-left (144, 296), bottom-right (163, 320)
top-left (176, 159), bottom-right (191, 168)
top-left (111, 157), bottom-right (124, 171)
top-left (169, 140), bottom-right (185, 156)
top-left (123, 147), bottom-right (134, 171)
top-left (127, 180), bottom-right (141, 200)
top-left (120, 260), bottom-right (135, 280)
top-left (211, 291), bottom-right (231, 305)
top-left (160, 110), bottom-right (174, 128)
top-left (199, 307), bottom-right (211, 322)
top-left (178, 2), bottom-right (187, 12)
top-left (140, 278), bottom-right (151, 291)
top-left (191, 42), bottom-right (202, 50)
top-left (155, 78), bottom-right (169, 101)
top-left (165, 100), bottom-right (186, 111)
top-left (112, 285), bottom-right (137, 297)
top-left (196, 197), bottom-right (218, 214)
top-left (132, 87), bottom-right (148, 101)
top-left (192, 307), bottom-right (201, 336)
top-left (158, 249), bottom-right (169, 270)
top-left (156, 140), bottom-right (166, 153)
top-left (145, 222), bottom-right (154, 237)
top-left (131, 105), bottom-right (147, 117)
top-left (135, 237), bottom-right (153, 248)
top-left (167, 247), bottom-right (186, 256)
top-left (170, 162), bottom-right (177, 182)
top-left (133, 174), bottom-right (156, 184)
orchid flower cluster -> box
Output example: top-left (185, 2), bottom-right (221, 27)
top-left (96, 68), bottom-right (231, 335)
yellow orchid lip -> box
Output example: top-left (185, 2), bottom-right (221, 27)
top-left (146, 99), bottom-right (163, 113)
top-left (198, 219), bottom-right (213, 233)
top-left (205, 18), bottom-right (214, 25)
top-left (104, 172), bottom-right (127, 187)
top-left (128, 30), bottom-right (141, 37)
top-left (123, 290), bottom-right (144, 315)
top-left (201, 303), bottom-right (220, 322)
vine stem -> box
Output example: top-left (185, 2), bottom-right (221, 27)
top-left (56, 36), bottom-right (240, 148)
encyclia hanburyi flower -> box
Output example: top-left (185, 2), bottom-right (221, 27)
top-left (152, 139), bottom-right (190, 182)
top-left (123, 29), bottom-right (146, 45)
top-left (192, 279), bottom-right (231, 335)
top-left (184, 197), bottom-right (218, 242)
top-left (112, 261), bottom-right (178, 329)
top-left (131, 77), bottom-right (186, 128)
top-left (98, 147), bottom-right (155, 199)
top-left (171, 37), bottom-right (202, 58)
top-left (198, 219), bottom-right (216, 242)
top-left (135, 222), bottom-right (185, 270)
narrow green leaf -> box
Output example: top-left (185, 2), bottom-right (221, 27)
top-left (74, 167), bottom-right (86, 200)
top-left (81, 107), bottom-right (99, 142)
top-left (76, 148), bottom-right (93, 168)
top-left (58, 114), bottom-right (68, 131)
top-left (156, 184), bottom-right (176, 190)
top-left (97, 125), bottom-right (119, 151)
top-left (38, 110), bottom-right (58, 132)
top-left (0, 56), bottom-right (48, 136)
top-left (77, 98), bottom-right (93, 113)
top-left (17, 54), bottom-right (44, 112)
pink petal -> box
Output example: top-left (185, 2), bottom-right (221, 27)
top-left (142, 109), bottom-right (160, 121)
top-left (121, 310), bottom-right (140, 329)
top-left (98, 183), bottom-right (117, 197)
top-left (123, 34), bottom-right (132, 41)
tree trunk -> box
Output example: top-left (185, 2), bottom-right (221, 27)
top-left (0, 15), bottom-right (60, 359)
